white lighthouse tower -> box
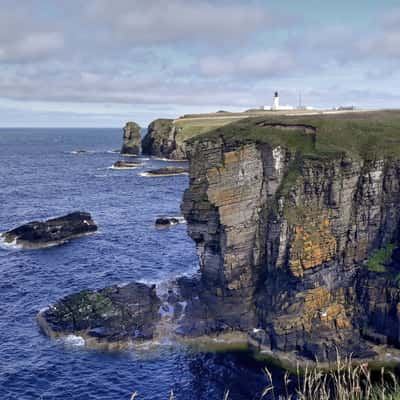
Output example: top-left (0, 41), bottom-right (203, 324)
top-left (272, 91), bottom-right (280, 110)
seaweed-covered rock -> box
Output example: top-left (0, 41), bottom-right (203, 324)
top-left (37, 282), bottom-right (161, 342)
top-left (1, 212), bottom-right (97, 249)
top-left (121, 122), bottom-right (141, 155)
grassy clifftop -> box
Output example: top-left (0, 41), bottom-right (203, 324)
top-left (196, 110), bottom-right (400, 159)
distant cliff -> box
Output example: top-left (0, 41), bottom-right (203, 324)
top-left (182, 111), bottom-right (400, 363)
top-left (141, 116), bottom-right (243, 160)
top-left (141, 119), bottom-right (185, 159)
top-left (121, 122), bottom-right (141, 155)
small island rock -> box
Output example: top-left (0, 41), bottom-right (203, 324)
top-left (1, 212), bottom-right (97, 249)
top-left (145, 167), bottom-right (188, 176)
top-left (112, 160), bottom-right (142, 169)
top-left (155, 216), bottom-right (185, 227)
top-left (37, 282), bottom-right (161, 344)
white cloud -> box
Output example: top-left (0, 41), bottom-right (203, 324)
top-left (85, 0), bottom-right (277, 45)
top-left (0, 32), bottom-right (64, 63)
top-left (200, 50), bottom-right (296, 77)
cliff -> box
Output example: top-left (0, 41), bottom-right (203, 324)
top-left (181, 110), bottom-right (400, 362)
top-left (121, 121), bottom-right (141, 155)
top-left (141, 116), bottom-right (244, 160)
top-left (38, 110), bottom-right (400, 365)
top-left (141, 119), bottom-right (182, 159)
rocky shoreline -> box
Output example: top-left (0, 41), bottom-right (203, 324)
top-left (37, 111), bottom-right (400, 368)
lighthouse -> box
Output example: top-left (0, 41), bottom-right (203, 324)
top-left (272, 91), bottom-right (280, 110)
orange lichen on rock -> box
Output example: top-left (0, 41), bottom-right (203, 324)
top-left (275, 287), bottom-right (352, 334)
top-left (289, 215), bottom-right (337, 277)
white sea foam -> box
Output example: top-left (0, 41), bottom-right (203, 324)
top-left (162, 216), bottom-right (186, 224)
top-left (0, 236), bottom-right (21, 250)
top-left (69, 150), bottom-right (95, 155)
top-left (108, 165), bottom-right (142, 170)
top-left (152, 157), bottom-right (188, 163)
top-left (116, 282), bottom-right (130, 288)
top-left (140, 172), bottom-right (188, 178)
top-left (64, 334), bottom-right (85, 347)
top-left (159, 303), bottom-right (174, 318)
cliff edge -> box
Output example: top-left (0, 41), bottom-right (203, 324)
top-left (141, 116), bottom-right (245, 160)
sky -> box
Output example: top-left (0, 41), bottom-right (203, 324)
top-left (0, 0), bottom-right (399, 127)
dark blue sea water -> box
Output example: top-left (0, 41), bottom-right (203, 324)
top-left (0, 128), bottom-right (283, 400)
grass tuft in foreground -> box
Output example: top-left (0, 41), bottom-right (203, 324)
top-left (130, 352), bottom-right (400, 399)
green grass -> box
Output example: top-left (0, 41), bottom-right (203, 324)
top-left (367, 243), bottom-right (397, 273)
top-left (196, 110), bottom-right (400, 160)
top-left (174, 117), bottom-right (245, 140)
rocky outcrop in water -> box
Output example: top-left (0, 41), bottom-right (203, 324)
top-left (37, 282), bottom-right (161, 346)
top-left (2, 212), bottom-right (97, 249)
top-left (155, 216), bottom-right (185, 228)
top-left (145, 167), bottom-right (189, 176)
top-left (121, 122), bottom-right (141, 155)
top-left (142, 119), bottom-right (187, 160)
top-left (112, 160), bottom-right (142, 169)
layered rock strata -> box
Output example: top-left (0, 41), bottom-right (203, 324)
top-left (181, 115), bottom-right (400, 362)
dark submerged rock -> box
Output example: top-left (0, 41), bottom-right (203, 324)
top-left (1, 212), bottom-right (97, 249)
top-left (112, 160), bottom-right (142, 169)
top-left (155, 216), bottom-right (184, 227)
top-left (38, 282), bottom-right (161, 342)
top-left (146, 167), bottom-right (188, 176)
top-left (121, 122), bottom-right (141, 155)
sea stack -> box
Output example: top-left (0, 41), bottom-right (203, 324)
top-left (121, 122), bottom-right (141, 155)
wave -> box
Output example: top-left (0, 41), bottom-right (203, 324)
top-left (0, 235), bottom-right (21, 250)
top-left (158, 216), bottom-right (186, 224)
top-left (108, 165), bottom-right (143, 170)
top-left (68, 150), bottom-right (96, 155)
top-left (152, 157), bottom-right (188, 163)
top-left (139, 172), bottom-right (188, 177)
top-left (63, 334), bottom-right (85, 347)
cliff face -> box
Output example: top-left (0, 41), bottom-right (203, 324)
top-left (182, 112), bottom-right (400, 361)
top-left (141, 116), bottom-right (242, 160)
top-left (142, 119), bottom-right (187, 159)
top-left (121, 122), bottom-right (141, 155)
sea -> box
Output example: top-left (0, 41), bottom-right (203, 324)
top-left (0, 128), bottom-right (287, 400)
